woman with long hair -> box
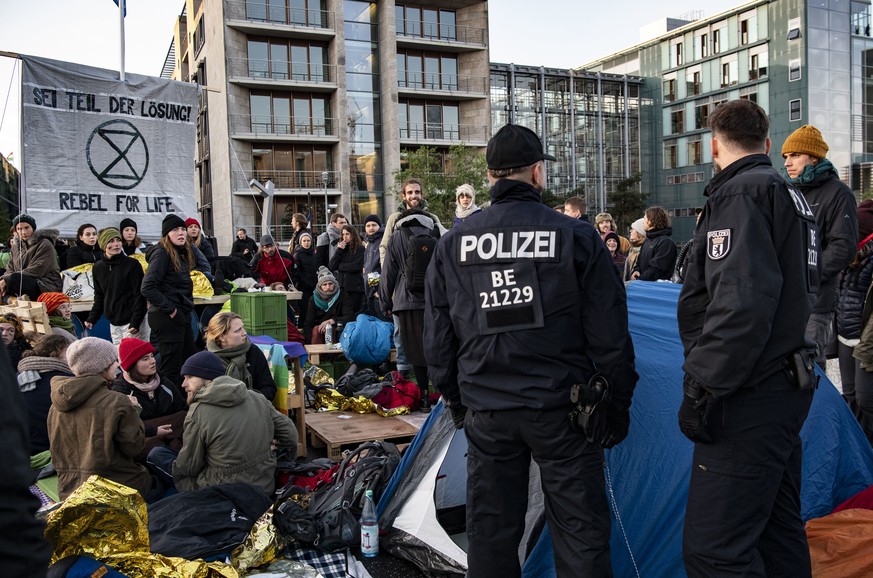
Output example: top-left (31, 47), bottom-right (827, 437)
top-left (18, 334), bottom-right (72, 455)
top-left (0, 312), bottom-right (32, 367)
top-left (185, 217), bottom-right (215, 260)
top-left (294, 232), bottom-right (318, 327)
top-left (141, 215), bottom-right (200, 387)
top-left (204, 312), bottom-right (277, 401)
top-left (329, 224), bottom-right (366, 313)
top-left (65, 223), bottom-right (101, 267)
top-left (290, 213), bottom-right (310, 252)
top-left (112, 337), bottom-right (186, 457)
top-left (120, 218), bottom-right (148, 255)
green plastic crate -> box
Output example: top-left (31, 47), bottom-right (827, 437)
top-left (230, 292), bottom-right (286, 327)
top-left (245, 321), bottom-right (287, 341)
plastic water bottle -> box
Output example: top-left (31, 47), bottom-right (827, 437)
top-left (325, 324), bottom-right (334, 345)
top-left (360, 489), bottom-right (379, 557)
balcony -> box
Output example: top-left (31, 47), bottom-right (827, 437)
top-left (226, 58), bottom-right (337, 92)
top-left (399, 123), bottom-right (489, 146)
top-left (396, 20), bottom-right (486, 52)
top-left (230, 114), bottom-right (339, 142)
top-left (225, 0), bottom-right (335, 40)
top-left (397, 73), bottom-right (487, 100)
top-left (232, 169), bottom-right (340, 192)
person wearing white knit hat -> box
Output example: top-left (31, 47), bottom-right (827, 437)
top-left (47, 337), bottom-right (164, 502)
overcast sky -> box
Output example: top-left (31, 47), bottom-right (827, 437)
top-left (0, 0), bottom-right (744, 167)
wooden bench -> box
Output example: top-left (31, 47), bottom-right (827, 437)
top-left (305, 411), bottom-right (419, 461)
top-left (304, 344), bottom-right (397, 366)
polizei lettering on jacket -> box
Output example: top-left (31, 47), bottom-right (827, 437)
top-left (459, 228), bottom-right (559, 265)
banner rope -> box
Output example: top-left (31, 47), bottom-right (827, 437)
top-left (604, 460), bottom-right (641, 578)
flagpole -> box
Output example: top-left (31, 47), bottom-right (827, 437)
top-left (119, 0), bottom-right (126, 81)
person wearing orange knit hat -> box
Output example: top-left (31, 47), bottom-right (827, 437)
top-left (781, 124), bottom-right (857, 366)
top-left (37, 292), bottom-right (77, 344)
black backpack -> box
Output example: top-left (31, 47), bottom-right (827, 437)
top-left (274, 441), bottom-right (401, 551)
top-left (403, 227), bottom-right (440, 294)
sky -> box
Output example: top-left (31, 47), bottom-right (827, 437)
top-left (0, 0), bottom-right (745, 168)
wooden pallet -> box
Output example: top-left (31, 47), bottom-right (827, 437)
top-left (0, 299), bottom-right (51, 335)
top-left (305, 344), bottom-right (397, 366)
top-left (306, 411), bottom-right (420, 461)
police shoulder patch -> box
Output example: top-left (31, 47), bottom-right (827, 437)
top-left (706, 229), bottom-right (731, 260)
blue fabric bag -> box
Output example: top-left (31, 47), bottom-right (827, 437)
top-left (341, 314), bottom-right (392, 365)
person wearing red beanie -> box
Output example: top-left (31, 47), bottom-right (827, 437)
top-left (185, 217), bottom-right (215, 260)
top-left (111, 337), bottom-right (187, 459)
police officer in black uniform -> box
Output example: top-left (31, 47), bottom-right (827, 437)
top-left (423, 124), bottom-right (637, 578)
top-left (677, 99), bottom-right (819, 577)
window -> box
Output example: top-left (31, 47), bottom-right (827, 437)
top-left (671, 107), bottom-right (685, 134)
top-left (398, 51), bottom-right (458, 90)
top-left (688, 139), bottom-right (703, 165)
top-left (721, 58), bottom-right (738, 87)
top-left (740, 12), bottom-right (758, 45)
top-left (749, 48), bottom-right (768, 80)
top-left (789, 99), bottom-right (802, 122)
top-left (249, 92), bottom-right (330, 135)
top-left (251, 144), bottom-right (333, 188)
top-left (712, 24), bottom-right (727, 54)
top-left (396, 5), bottom-right (457, 41)
top-left (663, 78), bottom-right (676, 102)
top-left (671, 42), bottom-right (683, 68)
top-left (686, 70), bottom-right (701, 96)
top-left (694, 102), bottom-right (709, 130)
top-left (193, 16), bottom-right (206, 56)
top-left (247, 38), bottom-right (329, 82)
top-left (739, 87), bottom-right (758, 104)
top-left (694, 32), bottom-right (708, 60)
top-left (788, 17), bottom-right (801, 41)
top-left (789, 59), bottom-right (801, 82)
top-left (664, 140), bottom-right (678, 169)
top-left (398, 100), bottom-right (460, 140)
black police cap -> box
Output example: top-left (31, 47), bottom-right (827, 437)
top-left (486, 124), bottom-right (557, 170)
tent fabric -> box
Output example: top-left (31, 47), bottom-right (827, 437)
top-left (806, 508), bottom-right (873, 577)
top-left (379, 281), bottom-right (873, 578)
top-left (833, 483), bottom-right (873, 513)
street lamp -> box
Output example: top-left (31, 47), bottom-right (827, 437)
top-left (321, 171), bottom-right (330, 230)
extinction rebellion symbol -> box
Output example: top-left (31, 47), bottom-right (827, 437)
top-left (86, 119), bottom-right (149, 190)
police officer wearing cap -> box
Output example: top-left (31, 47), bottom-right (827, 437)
top-left (424, 124), bottom-right (638, 578)
top-left (677, 99), bottom-right (819, 577)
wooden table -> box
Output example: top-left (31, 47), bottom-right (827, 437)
top-left (70, 290), bottom-right (302, 313)
top-left (305, 411), bottom-right (420, 460)
top-left (304, 344), bottom-right (396, 366)
top-left (287, 353), bottom-right (307, 458)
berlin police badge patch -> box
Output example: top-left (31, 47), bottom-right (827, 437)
top-left (707, 229), bottom-right (731, 260)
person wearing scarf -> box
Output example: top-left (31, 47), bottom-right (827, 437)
top-left (17, 334), bottom-right (72, 455)
top-left (294, 232), bottom-right (318, 328)
top-left (37, 291), bottom-right (77, 344)
top-left (453, 183), bottom-right (481, 226)
top-left (304, 266), bottom-right (354, 344)
top-left (0, 312), bottom-right (32, 368)
top-left (781, 124), bottom-right (858, 366)
top-left (204, 312), bottom-right (277, 401)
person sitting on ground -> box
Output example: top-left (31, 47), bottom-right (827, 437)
top-left (185, 217), bottom-right (215, 260)
top-left (112, 337), bottom-right (186, 458)
top-left (631, 206), bottom-right (677, 281)
top-left (304, 266), bottom-right (354, 344)
top-left (329, 224), bottom-right (366, 314)
top-left (37, 292), bottom-right (77, 344)
top-left (65, 223), bottom-right (101, 268)
top-left (204, 312), bottom-right (277, 402)
top-left (231, 228), bottom-right (258, 260)
top-left (47, 337), bottom-right (164, 502)
top-left (453, 184), bottom-right (482, 226)
top-left (0, 313), bottom-right (32, 368)
top-left (294, 232), bottom-right (318, 328)
top-left (148, 351), bottom-right (298, 494)
top-left (18, 334), bottom-right (72, 456)
top-left (0, 214), bottom-right (62, 300)
top-left (85, 228), bottom-right (149, 345)
top-left (251, 234), bottom-right (297, 289)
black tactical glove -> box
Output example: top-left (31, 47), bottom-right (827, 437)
top-left (677, 376), bottom-right (713, 443)
top-left (599, 404), bottom-right (630, 449)
top-left (447, 401), bottom-right (468, 429)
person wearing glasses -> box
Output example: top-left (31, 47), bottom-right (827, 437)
top-left (37, 292), bottom-right (77, 344)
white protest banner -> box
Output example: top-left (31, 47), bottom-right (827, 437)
top-left (20, 54), bottom-right (199, 240)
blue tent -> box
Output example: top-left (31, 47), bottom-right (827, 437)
top-left (379, 281), bottom-right (873, 577)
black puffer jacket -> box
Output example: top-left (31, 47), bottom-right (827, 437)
top-left (65, 240), bottom-right (101, 268)
top-left (635, 227), bottom-right (677, 281)
top-left (142, 244), bottom-right (195, 315)
top-left (87, 252), bottom-right (147, 327)
top-left (836, 240), bottom-right (873, 340)
top-left (329, 245), bottom-right (365, 296)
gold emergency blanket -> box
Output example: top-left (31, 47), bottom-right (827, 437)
top-left (232, 507), bottom-right (281, 573)
top-left (313, 387), bottom-right (410, 416)
top-left (44, 476), bottom-right (237, 578)
top-left (124, 253), bottom-right (214, 297)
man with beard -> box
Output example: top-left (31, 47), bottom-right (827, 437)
top-left (424, 124), bottom-right (637, 577)
top-left (677, 99), bottom-right (819, 577)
